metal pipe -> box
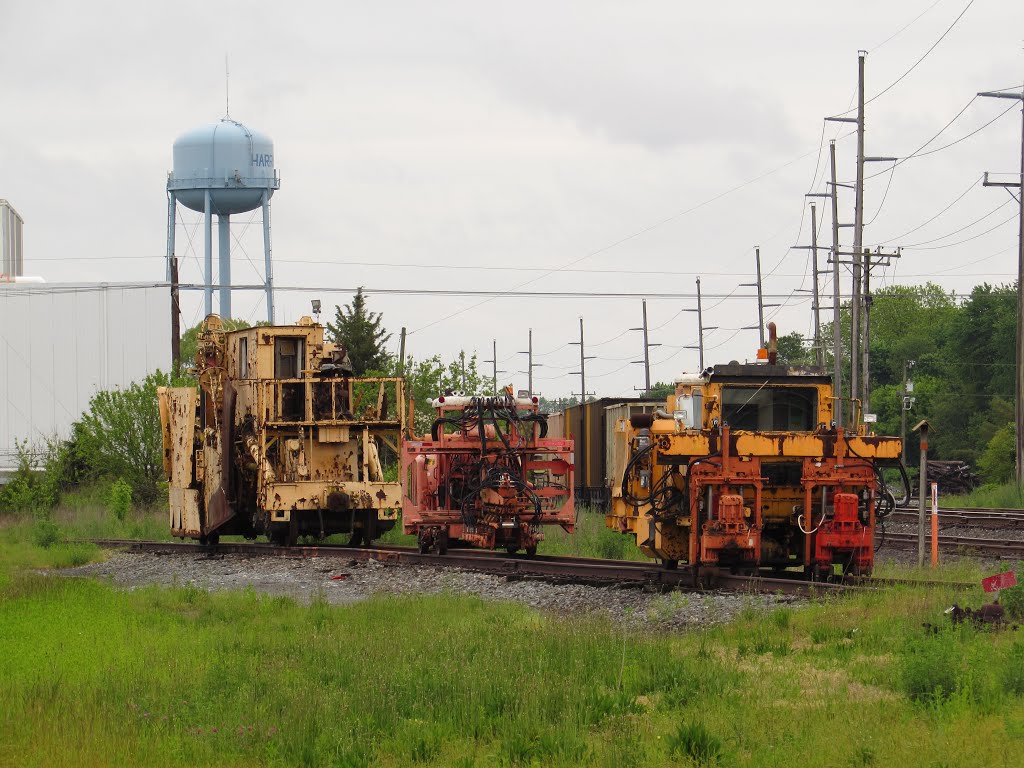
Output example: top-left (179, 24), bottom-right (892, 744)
top-left (218, 213), bottom-right (231, 318)
top-left (262, 189), bottom-right (275, 324)
top-left (204, 190), bottom-right (213, 317)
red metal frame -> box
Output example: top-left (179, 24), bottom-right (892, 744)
top-left (401, 396), bottom-right (574, 554)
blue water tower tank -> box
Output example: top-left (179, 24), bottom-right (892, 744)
top-left (166, 117), bottom-right (280, 320)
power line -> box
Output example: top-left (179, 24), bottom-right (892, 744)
top-left (827, 0), bottom-right (977, 119)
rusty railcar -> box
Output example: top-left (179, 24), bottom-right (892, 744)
top-left (401, 394), bottom-right (574, 555)
top-left (608, 331), bottom-right (903, 579)
top-left (158, 315), bottom-right (404, 545)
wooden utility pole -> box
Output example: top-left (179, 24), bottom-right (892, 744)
top-left (684, 277), bottom-right (717, 370)
top-left (631, 300), bottom-right (660, 393)
top-left (527, 328), bottom-right (533, 395)
top-left (398, 326), bottom-right (407, 376)
top-left (901, 360), bottom-right (915, 460)
top-left (829, 141), bottom-right (844, 426)
top-left (979, 86), bottom-right (1024, 489)
top-left (755, 247), bottom-right (765, 348)
top-left (810, 203), bottom-right (824, 367)
top-left (852, 51), bottom-right (866, 406)
top-left (570, 317), bottom-right (594, 402)
top-left (170, 254), bottom-right (181, 375)
top-left (915, 420), bottom-right (930, 568)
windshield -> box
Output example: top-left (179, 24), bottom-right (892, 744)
top-left (722, 385), bottom-right (817, 431)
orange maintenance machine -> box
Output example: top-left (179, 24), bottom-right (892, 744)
top-left (401, 394), bottom-right (575, 556)
top-left (608, 327), bottom-right (904, 579)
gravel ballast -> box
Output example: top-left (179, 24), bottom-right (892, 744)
top-left (58, 551), bottom-right (803, 631)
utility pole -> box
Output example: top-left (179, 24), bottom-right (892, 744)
top-left (569, 318), bottom-right (595, 490)
top-left (484, 340), bottom-right (506, 395)
top-left (631, 299), bottom-right (661, 393)
top-left (569, 317), bottom-right (594, 403)
top-left (852, 51), bottom-right (866, 402)
top-left (829, 140), bottom-right (844, 426)
top-left (170, 254), bottom-right (181, 375)
top-left (979, 85), bottom-right (1024, 489)
top-left (398, 326), bottom-right (407, 376)
top-left (755, 247), bottom-right (765, 348)
top-left (685, 277), bottom-right (718, 370)
top-left (810, 203), bottom-right (824, 367)
top-left (517, 328), bottom-right (541, 395)
top-left (901, 360), bottom-right (915, 461)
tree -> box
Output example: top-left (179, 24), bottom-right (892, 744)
top-left (645, 381), bottom-right (675, 401)
top-left (978, 423), bottom-right (1015, 485)
top-left (775, 332), bottom-right (815, 366)
top-left (326, 288), bottom-right (393, 375)
top-left (75, 370), bottom-right (183, 503)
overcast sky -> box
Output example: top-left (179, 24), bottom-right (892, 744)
top-left (1, 0), bottom-right (1022, 398)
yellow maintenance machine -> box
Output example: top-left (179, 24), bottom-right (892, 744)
top-left (608, 326), bottom-right (904, 578)
top-left (158, 315), bottom-right (405, 546)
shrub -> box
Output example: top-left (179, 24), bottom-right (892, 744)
top-left (666, 721), bottom-right (723, 765)
top-left (31, 517), bottom-right (62, 549)
top-left (979, 423), bottom-right (1015, 485)
top-left (106, 478), bottom-right (133, 522)
top-left (900, 633), bottom-right (959, 703)
top-left (1000, 585), bottom-right (1024, 621)
top-left (1002, 641), bottom-right (1024, 696)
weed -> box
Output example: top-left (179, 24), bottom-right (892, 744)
top-left (1000, 585), bottom-right (1024, 621)
top-left (1002, 641), bottom-right (1024, 696)
top-left (900, 632), bottom-right (960, 703)
top-left (666, 721), bottom-right (722, 765)
top-left (848, 744), bottom-right (876, 766)
top-left (30, 517), bottom-right (61, 549)
top-left (771, 607), bottom-right (793, 630)
top-left (106, 478), bottom-right (133, 522)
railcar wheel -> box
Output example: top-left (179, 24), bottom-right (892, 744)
top-left (525, 545), bottom-right (537, 558)
top-left (418, 541), bottom-right (430, 555)
top-left (663, 559), bottom-right (679, 570)
top-left (506, 545), bottom-right (518, 555)
top-left (348, 529), bottom-right (365, 547)
top-left (437, 541), bottom-right (448, 556)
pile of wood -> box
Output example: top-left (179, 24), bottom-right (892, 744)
top-left (920, 460), bottom-right (980, 496)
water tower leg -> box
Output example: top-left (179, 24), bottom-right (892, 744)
top-left (218, 214), bottom-right (231, 319)
top-left (204, 190), bottom-right (213, 318)
top-left (165, 192), bottom-right (176, 282)
top-left (262, 190), bottom-right (274, 324)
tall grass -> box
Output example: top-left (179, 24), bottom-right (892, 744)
top-left (942, 481), bottom-right (1024, 509)
top-left (539, 505), bottom-right (648, 561)
top-left (4, 525), bottom-right (1024, 764)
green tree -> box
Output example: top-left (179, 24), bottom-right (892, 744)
top-left (385, 351), bottom-right (487, 435)
top-left (775, 332), bottom-right (815, 366)
top-left (75, 370), bottom-right (184, 504)
top-left (326, 288), bottom-right (393, 375)
top-left (645, 381), bottom-right (675, 401)
top-left (978, 422), bottom-right (1015, 485)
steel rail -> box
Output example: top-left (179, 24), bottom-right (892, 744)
top-left (84, 539), bottom-right (971, 595)
top-left (880, 530), bottom-right (1024, 559)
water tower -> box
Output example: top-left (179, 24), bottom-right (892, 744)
top-left (166, 117), bottom-right (280, 320)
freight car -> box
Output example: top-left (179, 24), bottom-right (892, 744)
top-left (547, 398), bottom-right (660, 508)
top-left (401, 393), bottom-right (574, 555)
top-left (608, 326), bottom-right (903, 579)
top-left (158, 315), bottom-right (405, 546)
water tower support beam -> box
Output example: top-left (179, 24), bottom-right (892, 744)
top-left (218, 213), bottom-right (231, 319)
top-left (165, 192), bottom-right (176, 282)
top-left (262, 189), bottom-right (275, 324)
top-left (204, 190), bottom-right (213, 317)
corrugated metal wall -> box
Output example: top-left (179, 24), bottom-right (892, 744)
top-left (0, 284), bottom-right (171, 467)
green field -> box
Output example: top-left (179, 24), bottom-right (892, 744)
top-left (3, 509), bottom-right (1024, 767)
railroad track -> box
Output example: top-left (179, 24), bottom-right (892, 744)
top-left (889, 505), bottom-right (1024, 530)
top-left (86, 539), bottom-right (971, 595)
top-left (880, 530), bottom-right (1024, 560)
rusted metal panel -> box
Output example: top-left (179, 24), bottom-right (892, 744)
top-left (169, 487), bottom-right (201, 536)
top-left (158, 386), bottom-right (197, 489)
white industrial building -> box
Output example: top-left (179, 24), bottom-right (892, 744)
top-left (1, 200), bottom-right (24, 279)
top-left (0, 283), bottom-right (171, 469)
